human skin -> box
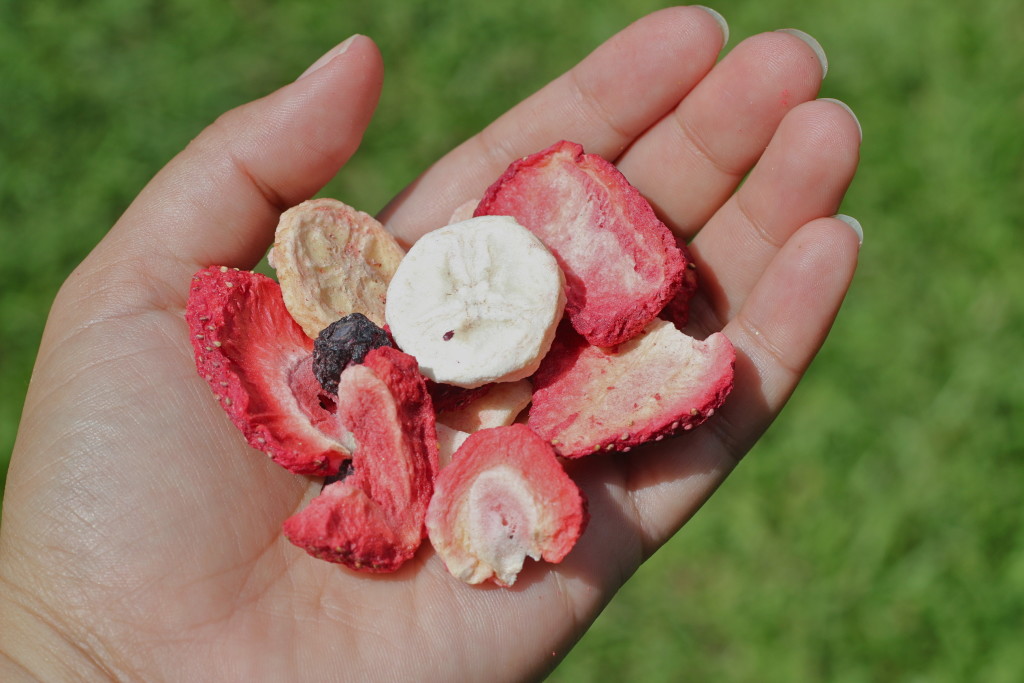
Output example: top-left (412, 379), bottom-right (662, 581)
top-left (0, 7), bottom-right (861, 682)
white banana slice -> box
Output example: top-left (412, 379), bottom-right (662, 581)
top-left (385, 216), bottom-right (565, 388)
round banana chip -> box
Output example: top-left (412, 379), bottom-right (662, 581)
top-left (385, 215), bottom-right (565, 388)
top-left (273, 198), bottom-right (405, 338)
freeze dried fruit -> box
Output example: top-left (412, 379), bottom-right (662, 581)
top-left (447, 198), bottom-right (479, 224)
top-left (313, 312), bottom-right (393, 395)
top-left (186, 266), bottom-right (349, 476)
top-left (473, 141), bottom-right (684, 350)
top-left (385, 215), bottom-right (565, 388)
top-left (435, 379), bottom-right (533, 467)
top-left (436, 379), bottom-right (533, 434)
top-left (187, 132), bottom-right (737, 588)
top-left (660, 237), bottom-right (700, 329)
top-left (426, 424), bottom-right (587, 586)
top-left (273, 198), bottom-right (406, 338)
top-left (475, 140), bottom-right (686, 348)
top-left (283, 346), bottom-right (438, 572)
top-left (529, 319), bottom-right (735, 458)
top-left (435, 423), bottom-right (470, 469)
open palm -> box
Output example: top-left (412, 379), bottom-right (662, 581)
top-left (1, 8), bottom-right (861, 681)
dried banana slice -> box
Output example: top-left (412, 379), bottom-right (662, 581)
top-left (272, 198), bottom-right (405, 338)
top-left (385, 215), bottom-right (565, 388)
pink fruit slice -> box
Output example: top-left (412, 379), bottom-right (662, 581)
top-left (426, 424), bottom-right (587, 587)
top-left (528, 319), bottom-right (735, 458)
top-left (474, 140), bottom-right (685, 348)
top-left (660, 236), bottom-right (700, 330)
top-left (283, 347), bottom-right (439, 572)
top-left (186, 267), bottom-right (348, 476)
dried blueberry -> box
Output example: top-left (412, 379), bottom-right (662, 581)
top-left (313, 313), bottom-right (392, 394)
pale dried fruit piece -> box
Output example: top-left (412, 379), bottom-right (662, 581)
top-left (660, 237), bottom-right (700, 329)
top-left (434, 379), bottom-right (533, 467)
top-left (273, 198), bottom-right (406, 338)
top-left (186, 266), bottom-right (349, 476)
top-left (529, 319), bottom-right (735, 458)
top-left (283, 347), bottom-right (439, 572)
top-left (312, 313), bottom-right (393, 395)
top-left (475, 140), bottom-right (685, 348)
top-left (436, 379), bottom-right (533, 434)
top-left (447, 198), bottom-right (479, 224)
top-left (385, 215), bottom-right (566, 388)
top-left (426, 424), bottom-right (587, 586)
top-left (435, 423), bottom-right (470, 469)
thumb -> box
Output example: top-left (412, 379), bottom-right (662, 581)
top-left (70, 34), bottom-right (384, 318)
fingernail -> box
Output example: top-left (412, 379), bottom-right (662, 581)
top-left (298, 35), bottom-right (359, 81)
top-left (834, 214), bottom-right (863, 245)
top-left (819, 98), bottom-right (863, 141)
top-left (776, 28), bottom-right (828, 79)
top-left (694, 6), bottom-right (729, 46)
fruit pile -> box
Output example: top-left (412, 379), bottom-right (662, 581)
top-left (186, 140), bottom-right (735, 587)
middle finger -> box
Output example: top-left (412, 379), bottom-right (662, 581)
top-left (616, 29), bottom-right (827, 238)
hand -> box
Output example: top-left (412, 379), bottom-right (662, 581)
top-left (0, 7), bottom-right (861, 681)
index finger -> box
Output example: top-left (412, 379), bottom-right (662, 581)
top-left (379, 6), bottom-right (728, 245)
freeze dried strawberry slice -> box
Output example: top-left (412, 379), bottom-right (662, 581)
top-left (284, 347), bottom-right (439, 572)
top-left (186, 267), bottom-right (348, 476)
top-left (529, 319), bottom-right (735, 458)
top-left (426, 424), bottom-right (587, 587)
top-left (661, 237), bottom-right (700, 329)
top-left (475, 140), bottom-right (685, 348)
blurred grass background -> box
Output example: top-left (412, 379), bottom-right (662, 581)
top-left (2, 0), bottom-right (1022, 680)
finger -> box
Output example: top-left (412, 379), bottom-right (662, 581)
top-left (626, 216), bottom-right (861, 551)
top-left (379, 6), bottom-right (727, 245)
top-left (688, 98), bottom-right (862, 327)
top-left (76, 35), bottom-right (384, 313)
top-left (616, 29), bottom-right (828, 238)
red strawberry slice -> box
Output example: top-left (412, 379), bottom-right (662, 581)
top-left (528, 320), bottom-right (735, 458)
top-left (660, 236), bottom-right (700, 330)
top-left (425, 424), bottom-right (587, 587)
top-left (474, 140), bottom-right (686, 348)
top-left (283, 346), bottom-right (439, 572)
top-left (186, 266), bottom-right (348, 476)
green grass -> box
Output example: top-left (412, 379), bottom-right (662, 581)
top-left (2, 0), bottom-right (1023, 680)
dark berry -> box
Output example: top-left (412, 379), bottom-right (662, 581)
top-left (313, 313), bottom-right (392, 394)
